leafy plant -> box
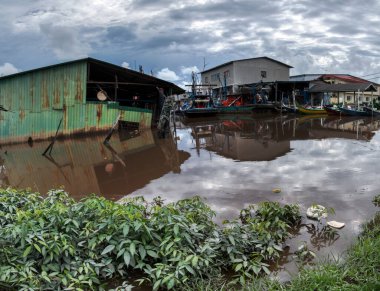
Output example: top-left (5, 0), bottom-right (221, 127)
top-left (372, 194), bottom-right (380, 207)
top-left (0, 188), bottom-right (301, 290)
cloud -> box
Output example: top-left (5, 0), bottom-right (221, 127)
top-left (180, 65), bottom-right (199, 75)
top-left (1, 0), bottom-right (380, 78)
top-left (121, 62), bottom-right (130, 69)
top-left (39, 23), bottom-right (91, 60)
top-left (0, 63), bottom-right (20, 76)
top-left (157, 68), bottom-right (180, 81)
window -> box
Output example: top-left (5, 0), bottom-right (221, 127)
top-left (211, 73), bottom-right (220, 82)
top-left (347, 96), bottom-right (352, 101)
top-left (223, 70), bottom-right (230, 78)
top-left (261, 71), bottom-right (267, 78)
top-left (205, 77), bottom-right (209, 84)
top-left (366, 97), bottom-right (370, 101)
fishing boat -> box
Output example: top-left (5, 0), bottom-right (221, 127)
top-left (181, 95), bottom-right (218, 117)
top-left (281, 104), bottom-right (298, 113)
top-left (297, 105), bottom-right (327, 115)
top-left (323, 105), bottom-right (344, 115)
top-left (338, 106), bottom-right (369, 116)
top-left (363, 106), bottom-right (380, 116)
top-left (214, 95), bottom-right (254, 114)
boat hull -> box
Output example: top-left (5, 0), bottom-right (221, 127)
top-left (338, 107), bottom-right (369, 116)
top-left (183, 108), bottom-right (219, 117)
top-left (323, 105), bottom-right (343, 115)
top-left (298, 106), bottom-right (327, 115)
top-left (363, 107), bottom-right (380, 116)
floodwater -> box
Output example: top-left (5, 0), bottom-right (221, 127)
top-left (1, 113), bottom-right (380, 279)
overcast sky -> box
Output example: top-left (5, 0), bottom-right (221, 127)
top-left (1, 0), bottom-right (380, 87)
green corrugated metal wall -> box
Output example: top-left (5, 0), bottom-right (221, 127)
top-left (0, 60), bottom-right (152, 144)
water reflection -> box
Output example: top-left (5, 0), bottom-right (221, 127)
top-left (185, 115), bottom-right (380, 162)
top-left (2, 114), bottom-right (380, 275)
top-left (0, 130), bottom-right (190, 200)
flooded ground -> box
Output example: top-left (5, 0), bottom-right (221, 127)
top-left (1, 113), bottom-right (380, 280)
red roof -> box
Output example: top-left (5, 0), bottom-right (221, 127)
top-left (320, 74), bottom-right (368, 83)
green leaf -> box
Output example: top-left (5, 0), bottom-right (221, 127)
top-left (174, 224), bottom-right (179, 236)
top-left (23, 246), bottom-right (32, 257)
top-left (123, 225), bottom-right (130, 236)
top-left (228, 235), bottom-right (235, 246)
top-left (262, 265), bottom-right (271, 275)
top-left (101, 245), bottom-right (115, 256)
top-left (165, 241), bottom-right (174, 252)
top-left (153, 280), bottom-right (162, 291)
top-left (185, 264), bottom-right (195, 275)
top-left (139, 245), bottom-right (146, 260)
top-left (33, 243), bottom-right (41, 253)
top-left (167, 278), bottom-right (175, 289)
top-left (147, 250), bottom-right (159, 258)
top-left (124, 251), bottom-right (131, 266)
top-left (235, 263), bottom-right (243, 272)
top-left (191, 256), bottom-right (198, 267)
top-left (130, 242), bottom-right (136, 256)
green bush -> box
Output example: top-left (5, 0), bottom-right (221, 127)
top-left (0, 188), bottom-right (301, 290)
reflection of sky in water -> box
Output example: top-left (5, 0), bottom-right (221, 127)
top-left (2, 116), bottom-right (380, 275)
top-left (128, 117), bottom-right (380, 273)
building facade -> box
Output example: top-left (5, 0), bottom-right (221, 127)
top-left (201, 57), bottom-right (292, 96)
top-left (0, 58), bottom-right (183, 144)
top-left (290, 74), bottom-right (380, 105)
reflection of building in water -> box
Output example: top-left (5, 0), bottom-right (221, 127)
top-left (1, 130), bottom-right (189, 199)
top-left (186, 115), bottom-right (380, 161)
top-left (292, 116), bottom-right (380, 141)
top-left (190, 117), bottom-right (291, 161)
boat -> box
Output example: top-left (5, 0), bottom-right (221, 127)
top-left (363, 106), bottom-right (380, 116)
top-left (338, 106), bottom-right (369, 116)
top-left (323, 105), bottom-right (344, 115)
top-left (281, 104), bottom-right (298, 113)
top-left (181, 96), bottom-right (219, 117)
top-left (297, 105), bottom-right (327, 115)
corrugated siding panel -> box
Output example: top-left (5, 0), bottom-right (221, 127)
top-left (0, 61), bottom-right (87, 143)
top-left (0, 61), bottom-right (154, 144)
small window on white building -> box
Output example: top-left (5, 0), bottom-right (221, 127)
top-left (366, 97), bottom-right (370, 101)
top-left (261, 71), bottom-right (267, 78)
top-left (211, 73), bottom-right (220, 82)
top-left (205, 77), bottom-right (209, 84)
top-left (347, 96), bottom-right (352, 101)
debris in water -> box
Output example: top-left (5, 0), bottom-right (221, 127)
top-left (306, 204), bottom-right (328, 220)
top-left (272, 188), bottom-right (281, 193)
top-left (327, 221), bottom-right (345, 229)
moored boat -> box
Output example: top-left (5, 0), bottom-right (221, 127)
top-left (363, 106), bottom-right (380, 116)
top-left (323, 105), bottom-right (344, 115)
top-left (298, 105), bottom-right (327, 115)
top-left (338, 106), bottom-right (369, 116)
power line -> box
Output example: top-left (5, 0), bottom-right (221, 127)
top-left (359, 72), bottom-right (380, 77)
top-left (366, 75), bottom-right (380, 81)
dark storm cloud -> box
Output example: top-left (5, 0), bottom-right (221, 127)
top-left (1, 0), bottom-right (380, 81)
top-left (105, 26), bottom-right (137, 44)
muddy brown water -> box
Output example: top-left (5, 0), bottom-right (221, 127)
top-left (1, 113), bottom-right (380, 282)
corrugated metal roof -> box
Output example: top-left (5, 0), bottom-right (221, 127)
top-left (0, 57), bottom-right (184, 94)
top-left (309, 82), bottom-right (378, 92)
top-left (201, 56), bottom-right (293, 74)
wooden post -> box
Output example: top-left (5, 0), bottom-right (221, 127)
top-left (104, 113), bottom-right (121, 144)
top-left (42, 117), bottom-right (63, 156)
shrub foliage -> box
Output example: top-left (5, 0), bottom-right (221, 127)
top-left (0, 188), bottom-right (301, 290)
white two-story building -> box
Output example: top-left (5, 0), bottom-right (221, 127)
top-left (201, 57), bottom-right (292, 96)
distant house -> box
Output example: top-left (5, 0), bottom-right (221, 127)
top-left (0, 58), bottom-right (183, 144)
top-left (290, 74), bottom-right (380, 105)
top-left (201, 57), bottom-right (293, 96)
